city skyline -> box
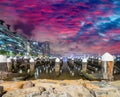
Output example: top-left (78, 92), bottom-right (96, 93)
top-left (0, 0), bottom-right (120, 55)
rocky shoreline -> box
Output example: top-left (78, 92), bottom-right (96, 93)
top-left (0, 79), bottom-right (119, 97)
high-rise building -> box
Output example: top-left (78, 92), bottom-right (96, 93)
top-left (0, 20), bottom-right (28, 55)
top-left (42, 41), bottom-right (50, 57)
top-left (27, 40), bottom-right (43, 56)
top-left (0, 20), bottom-right (50, 56)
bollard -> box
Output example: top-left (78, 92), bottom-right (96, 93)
top-left (82, 58), bottom-right (88, 72)
top-left (46, 67), bottom-right (48, 73)
top-left (98, 57), bottom-right (102, 65)
top-left (101, 52), bottom-right (114, 81)
top-left (71, 58), bottom-right (74, 65)
top-left (13, 57), bottom-right (18, 72)
top-left (7, 57), bottom-right (12, 72)
top-left (30, 58), bottom-right (35, 75)
top-left (0, 55), bottom-right (7, 72)
top-left (55, 58), bottom-right (60, 75)
top-left (91, 56), bottom-right (94, 64)
top-left (0, 55), bottom-right (9, 79)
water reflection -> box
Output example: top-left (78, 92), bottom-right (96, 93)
top-left (34, 68), bottom-right (39, 79)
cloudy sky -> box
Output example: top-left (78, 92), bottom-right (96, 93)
top-left (0, 0), bottom-right (120, 55)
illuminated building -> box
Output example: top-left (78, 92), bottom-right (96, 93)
top-left (27, 40), bottom-right (43, 56)
top-left (0, 20), bottom-right (27, 55)
top-left (0, 20), bottom-right (50, 56)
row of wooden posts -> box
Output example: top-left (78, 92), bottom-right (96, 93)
top-left (0, 52), bottom-right (116, 80)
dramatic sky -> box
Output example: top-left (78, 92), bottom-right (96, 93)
top-left (0, 0), bottom-right (120, 55)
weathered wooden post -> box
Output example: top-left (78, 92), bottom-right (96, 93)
top-left (7, 57), bottom-right (12, 72)
top-left (98, 57), bottom-right (102, 65)
top-left (30, 57), bottom-right (35, 75)
top-left (82, 57), bottom-right (88, 72)
top-left (13, 57), bottom-right (18, 72)
top-left (55, 58), bottom-right (60, 75)
top-left (0, 55), bottom-right (8, 79)
top-left (101, 52), bottom-right (114, 80)
top-left (0, 55), bottom-right (7, 71)
top-left (91, 56), bottom-right (94, 64)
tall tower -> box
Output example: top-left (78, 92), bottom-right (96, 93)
top-left (42, 41), bottom-right (50, 57)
